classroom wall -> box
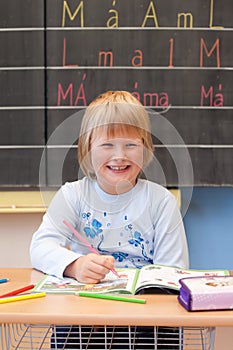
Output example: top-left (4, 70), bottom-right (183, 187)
top-left (181, 186), bottom-right (233, 349)
top-left (0, 213), bottom-right (43, 268)
top-left (182, 187), bottom-right (233, 270)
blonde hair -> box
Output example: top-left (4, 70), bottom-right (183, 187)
top-left (78, 91), bottom-right (154, 179)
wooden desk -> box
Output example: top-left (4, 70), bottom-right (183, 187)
top-left (2, 268), bottom-right (231, 349)
top-left (0, 268), bottom-right (233, 328)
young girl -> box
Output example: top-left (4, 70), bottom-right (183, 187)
top-left (30, 90), bottom-right (189, 349)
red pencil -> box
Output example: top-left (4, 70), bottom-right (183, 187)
top-left (63, 220), bottom-right (120, 277)
top-left (0, 284), bottom-right (35, 298)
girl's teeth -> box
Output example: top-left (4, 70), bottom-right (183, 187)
top-left (110, 166), bottom-right (127, 170)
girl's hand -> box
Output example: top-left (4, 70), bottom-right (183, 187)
top-left (64, 253), bottom-right (115, 283)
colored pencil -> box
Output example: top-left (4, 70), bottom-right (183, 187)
top-left (77, 292), bottom-right (146, 304)
top-left (0, 284), bottom-right (35, 298)
top-left (0, 292), bottom-right (46, 304)
top-left (63, 220), bottom-right (120, 277)
top-left (0, 278), bottom-right (9, 284)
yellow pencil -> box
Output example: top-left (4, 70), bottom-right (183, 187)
top-left (0, 292), bottom-right (46, 304)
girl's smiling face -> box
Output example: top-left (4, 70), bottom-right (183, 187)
top-left (90, 125), bottom-right (144, 194)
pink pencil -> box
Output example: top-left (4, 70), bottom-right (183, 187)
top-left (63, 220), bottom-right (119, 277)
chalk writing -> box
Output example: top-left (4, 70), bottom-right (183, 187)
top-left (56, 0), bottom-right (229, 111)
top-left (200, 38), bottom-right (220, 68)
top-left (62, 1), bottom-right (84, 27)
top-left (98, 51), bottom-right (113, 67)
top-left (131, 50), bottom-right (143, 67)
top-left (62, 38), bottom-right (79, 67)
top-left (168, 38), bottom-right (174, 68)
top-left (107, 0), bottom-right (118, 28)
top-left (61, 0), bottom-right (225, 29)
top-left (57, 73), bottom-right (87, 106)
top-left (132, 82), bottom-right (169, 107)
top-left (200, 84), bottom-right (224, 107)
top-left (141, 2), bottom-right (159, 28)
top-left (57, 78), bottom-right (170, 107)
top-left (61, 36), bottom-right (223, 68)
top-left (177, 13), bottom-right (193, 28)
top-left (209, 0), bottom-right (224, 29)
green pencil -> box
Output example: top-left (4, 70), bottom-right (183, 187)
top-left (77, 292), bottom-right (146, 304)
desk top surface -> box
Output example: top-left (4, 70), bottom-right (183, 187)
top-left (1, 268), bottom-right (233, 327)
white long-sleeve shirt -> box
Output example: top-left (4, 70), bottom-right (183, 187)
top-left (30, 178), bottom-right (189, 278)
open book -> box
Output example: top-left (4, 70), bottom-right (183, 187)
top-left (33, 264), bottom-right (229, 296)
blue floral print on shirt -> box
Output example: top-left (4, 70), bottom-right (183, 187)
top-left (83, 218), bottom-right (103, 238)
top-left (82, 212), bottom-right (153, 266)
top-left (129, 231), bottom-right (152, 263)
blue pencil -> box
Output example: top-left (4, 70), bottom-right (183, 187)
top-left (0, 278), bottom-right (9, 284)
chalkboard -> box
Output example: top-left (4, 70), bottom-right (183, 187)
top-left (0, 0), bottom-right (45, 186)
top-left (1, 0), bottom-right (233, 187)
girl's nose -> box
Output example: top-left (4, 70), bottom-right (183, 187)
top-left (112, 145), bottom-right (127, 159)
